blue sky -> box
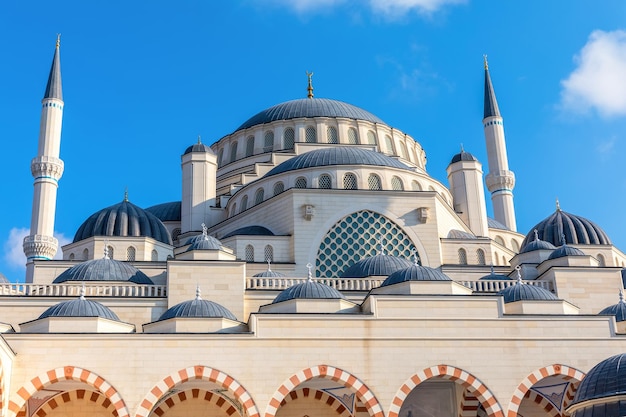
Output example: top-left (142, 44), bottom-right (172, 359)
top-left (2, 1), bottom-right (626, 280)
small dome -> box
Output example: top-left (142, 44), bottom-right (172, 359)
top-left (253, 269), bottom-right (286, 278)
top-left (447, 229), bottom-right (476, 239)
top-left (599, 301), bottom-right (626, 322)
top-left (265, 147), bottom-right (413, 178)
top-left (449, 150), bottom-right (478, 164)
top-left (223, 226), bottom-right (274, 239)
top-left (74, 199), bottom-right (172, 245)
top-left (39, 297), bottom-right (120, 321)
top-left (235, 98), bottom-right (385, 132)
top-left (145, 201), bottom-right (181, 222)
top-left (497, 282), bottom-right (558, 303)
top-left (519, 231), bottom-right (556, 254)
top-left (570, 353), bottom-right (626, 412)
top-left (479, 270), bottom-right (512, 281)
top-left (520, 208), bottom-right (611, 250)
top-left (341, 254), bottom-right (413, 278)
top-left (185, 232), bottom-right (223, 251)
top-left (547, 245), bottom-right (586, 260)
top-left (53, 257), bottom-right (154, 284)
top-left (184, 141), bottom-right (214, 155)
top-left (159, 298), bottom-right (237, 321)
top-left (381, 264), bottom-right (451, 287)
top-left (487, 217), bottom-right (510, 231)
top-left (272, 280), bottom-right (345, 304)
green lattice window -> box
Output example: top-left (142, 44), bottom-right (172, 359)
top-left (316, 210), bottom-right (417, 278)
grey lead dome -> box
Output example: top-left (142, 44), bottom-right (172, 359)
top-left (159, 298), bottom-right (237, 321)
top-left (39, 298), bottom-right (120, 321)
top-left (53, 257), bottom-right (154, 284)
top-left (272, 281), bottom-right (345, 304)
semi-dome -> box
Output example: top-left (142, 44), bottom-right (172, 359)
top-left (381, 264), bottom-right (451, 287)
top-left (569, 353), bottom-right (626, 416)
top-left (74, 198), bottom-right (172, 245)
top-left (39, 297), bottom-right (120, 321)
top-left (53, 257), bottom-right (154, 284)
top-left (519, 230), bottom-right (556, 254)
top-left (265, 147), bottom-right (413, 178)
top-left (341, 254), bottom-right (413, 278)
top-left (159, 293), bottom-right (237, 321)
top-left (497, 282), bottom-right (558, 303)
top-left (449, 150), bottom-right (478, 164)
top-left (145, 201), bottom-right (181, 222)
top-left (272, 280), bottom-right (345, 304)
top-left (547, 245), bottom-right (586, 260)
top-left (236, 98), bottom-right (385, 132)
top-left (520, 208), bottom-right (611, 250)
top-left (222, 225), bottom-right (274, 239)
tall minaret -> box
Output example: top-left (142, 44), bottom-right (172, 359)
top-left (23, 36), bottom-right (65, 282)
top-left (482, 56), bottom-right (517, 231)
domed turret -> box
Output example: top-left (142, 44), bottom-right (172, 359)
top-left (599, 291), bottom-right (626, 323)
top-left (520, 230), bottom-right (557, 254)
top-left (74, 195), bottom-right (172, 245)
top-left (53, 250), bottom-right (154, 284)
top-left (548, 245), bottom-right (586, 260)
top-left (159, 287), bottom-right (237, 321)
top-left (39, 293), bottom-right (120, 321)
top-left (185, 224), bottom-right (224, 251)
top-left (479, 266), bottom-right (511, 281)
top-left (381, 259), bottom-right (451, 287)
top-left (253, 261), bottom-right (285, 278)
top-left (449, 149), bottom-right (478, 164)
top-left (341, 253), bottom-right (413, 278)
top-left (497, 268), bottom-right (557, 303)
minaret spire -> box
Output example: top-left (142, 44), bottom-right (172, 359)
top-left (23, 38), bottom-right (65, 282)
top-left (482, 57), bottom-right (517, 231)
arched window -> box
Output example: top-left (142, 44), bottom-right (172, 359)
top-left (151, 249), bottom-right (158, 261)
top-left (273, 182), bottom-right (284, 196)
top-left (494, 252), bottom-right (500, 266)
top-left (458, 248), bottom-right (467, 265)
top-left (217, 149), bottom-right (224, 166)
top-left (511, 239), bottom-right (520, 252)
top-left (230, 203), bottom-right (237, 217)
top-left (348, 128), bottom-right (358, 144)
top-left (254, 188), bottom-right (265, 205)
top-left (229, 142), bottom-right (238, 163)
top-left (327, 126), bottom-right (338, 144)
top-left (240, 195), bottom-right (248, 211)
top-left (295, 177), bottom-right (307, 188)
top-left (367, 130), bottom-right (377, 145)
top-left (106, 246), bottom-right (114, 259)
top-left (384, 135), bottom-right (394, 154)
top-left (495, 236), bottom-right (505, 247)
top-left (597, 254), bottom-right (606, 267)
top-left (245, 136), bottom-right (255, 157)
top-left (343, 173), bottom-right (357, 190)
top-left (69, 253), bottom-right (75, 260)
top-left (399, 142), bottom-right (408, 159)
top-left (411, 180), bottom-right (422, 191)
top-left (368, 174), bottom-right (382, 190)
top-left (502, 254), bottom-right (507, 265)
top-left (264, 245), bottom-right (274, 262)
top-left (127, 246), bottom-right (136, 262)
top-left (305, 126), bottom-right (316, 143)
top-left (264, 131), bottom-right (274, 152)
top-left (172, 228), bottom-right (181, 242)
top-left (318, 174), bottom-right (332, 189)
top-left (245, 245), bottom-right (254, 262)
top-left (476, 249), bottom-right (486, 265)
top-left (391, 176), bottom-right (404, 191)
top-left (284, 128), bottom-right (295, 149)
top-left (83, 248), bottom-right (89, 260)
top-left (428, 185), bottom-right (435, 192)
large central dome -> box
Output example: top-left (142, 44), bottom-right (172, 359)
top-left (236, 98), bottom-right (386, 132)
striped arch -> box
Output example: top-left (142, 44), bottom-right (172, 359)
top-left (562, 380), bottom-right (579, 411)
top-left (151, 389), bottom-right (239, 417)
top-left (31, 389), bottom-right (118, 417)
top-left (265, 365), bottom-right (383, 417)
top-left (507, 364), bottom-right (585, 417)
top-left (279, 388), bottom-right (353, 417)
top-left (460, 390), bottom-right (480, 417)
top-left (388, 364), bottom-right (504, 417)
top-left (135, 366), bottom-right (259, 417)
top-left (7, 366), bottom-right (129, 417)
top-left (523, 391), bottom-right (561, 417)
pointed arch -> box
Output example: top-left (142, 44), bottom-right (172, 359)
top-left (507, 364), bottom-right (585, 417)
top-left (388, 364), bottom-right (504, 417)
top-left (7, 366), bottom-right (130, 417)
top-left (265, 365), bottom-right (383, 417)
top-left (135, 365), bottom-right (259, 417)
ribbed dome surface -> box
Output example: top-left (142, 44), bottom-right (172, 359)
top-left (449, 150), bottom-right (478, 164)
top-left (599, 301), bottom-right (626, 322)
top-left (145, 201), bottom-right (181, 222)
top-left (74, 200), bottom-right (172, 245)
top-left (53, 258), bottom-right (154, 284)
top-left (497, 283), bottom-right (558, 303)
top-left (253, 269), bottom-right (286, 278)
top-left (447, 229), bottom-right (477, 239)
top-left (236, 98), bottom-right (385, 132)
top-left (487, 217), bottom-right (510, 231)
top-left (381, 264), bottom-right (451, 286)
top-left (572, 353), bottom-right (626, 408)
top-left (265, 147), bottom-right (413, 177)
top-left (548, 245), bottom-right (586, 260)
top-left (341, 254), bottom-right (413, 278)
top-left (223, 226), bottom-right (274, 239)
top-left (184, 142), bottom-right (214, 155)
top-left (479, 272), bottom-right (512, 281)
top-left (272, 280), bottom-right (345, 304)
top-left (186, 234), bottom-right (223, 251)
top-left (520, 210), bottom-right (611, 250)
top-left (39, 298), bottom-right (120, 321)
top-left (520, 238), bottom-right (556, 254)
top-left (159, 298), bottom-right (237, 321)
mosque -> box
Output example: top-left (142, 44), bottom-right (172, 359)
top-left (2, 38), bottom-right (626, 417)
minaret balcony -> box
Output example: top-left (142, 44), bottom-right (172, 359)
top-left (31, 155), bottom-right (64, 180)
top-left (23, 234), bottom-right (58, 259)
top-left (485, 170), bottom-right (515, 192)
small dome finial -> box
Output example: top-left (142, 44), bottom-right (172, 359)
top-left (306, 71), bottom-right (314, 99)
top-left (267, 259), bottom-right (272, 272)
top-left (619, 288), bottom-right (624, 304)
top-left (195, 284), bottom-right (202, 300)
top-left (490, 264), bottom-right (495, 276)
top-left (515, 265), bottom-right (523, 283)
top-left (201, 223), bottom-right (208, 237)
top-left (483, 54), bottom-right (488, 70)
top-left (412, 250), bottom-right (419, 266)
top-left (561, 233), bottom-right (567, 246)
top-left (80, 282), bottom-right (86, 300)
top-left (103, 239), bottom-right (110, 259)
top-left (306, 262), bottom-right (313, 282)
top-left (56, 33), bottom-right (61, 48)
top-left (556, 198), bottom-right (561, 211)
top-left (460, 143), bottom-right (464, 152)
top-left (124, 188), bottom-right (129, 202)
top-left (197, 135), bottom-right (202, 144)
top-left (533, 229), bottom-right (539, 241)
top-left (378, 236), bottom-right (386, 255)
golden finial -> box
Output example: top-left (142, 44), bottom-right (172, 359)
top-left (124, 188), bottom-right (129, 202)
top-left (306, 71), bottom-right (314, 99)
top-left (483, 54), bottom-right (488, 70)
top-left (56, 33), bottom-right (61, 48)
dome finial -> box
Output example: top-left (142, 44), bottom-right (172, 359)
top-left (56, 33), bottom-right (61, 48)
top-left (267, 259), bottom-right (272, 272)
top-left (195, 284), bottom-right (202, 300)
top-left (124, 188), bottom-right (129, 202)
top-left (560, 233), bottom-right (567, 246)
top-left (515, 265), bottom-right (523, 284)
top-left (556, 198), bottom-right (561, 211)
top-left (619, 288), bottom-right (624, 304)
top-left (460, 143), bottom-right (464, 152)
top-left (103, 240), bottom-right (110, 259)
top-left (80, 282), bottom-right (86, 300)
top-left (483, 54), bottom-right (488, 70)
top-left (197, 135), bottom-right (202, 144)
top-left (306, 71), bottom-right (314, 99)
top-left (490, 264), bottom-right (495, 276)
top-left (201, 223), bottom-right (208, 237)
top-left (306, 262), bottom-right (313, 282)
top-left (378, 236), bottom-right (386, 255)
top-left (533, 229), bottom-right (539, 242)
top-left (412, 250), bottom-right (419, 266)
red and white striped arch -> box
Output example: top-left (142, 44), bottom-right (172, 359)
top-left (31, 389), bottom-right (118, 417)
top-left (388, 365), bottom-right (504, 417)
top-left (279, 387), bottom-right (353, 417)
top-left (150, 388), bottom-right (239, 417)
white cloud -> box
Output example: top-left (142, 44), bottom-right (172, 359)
top-left (369, 0), bottom-right (466, 17)
top-left (3, 228), bottom-right (71, 270)
top-left (561, 30), bottom-right (626, 117)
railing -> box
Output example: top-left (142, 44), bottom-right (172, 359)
top-left (0, 283), bottom-right (167, 297)
top-left (460, 279), bottom-right (554, 293)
